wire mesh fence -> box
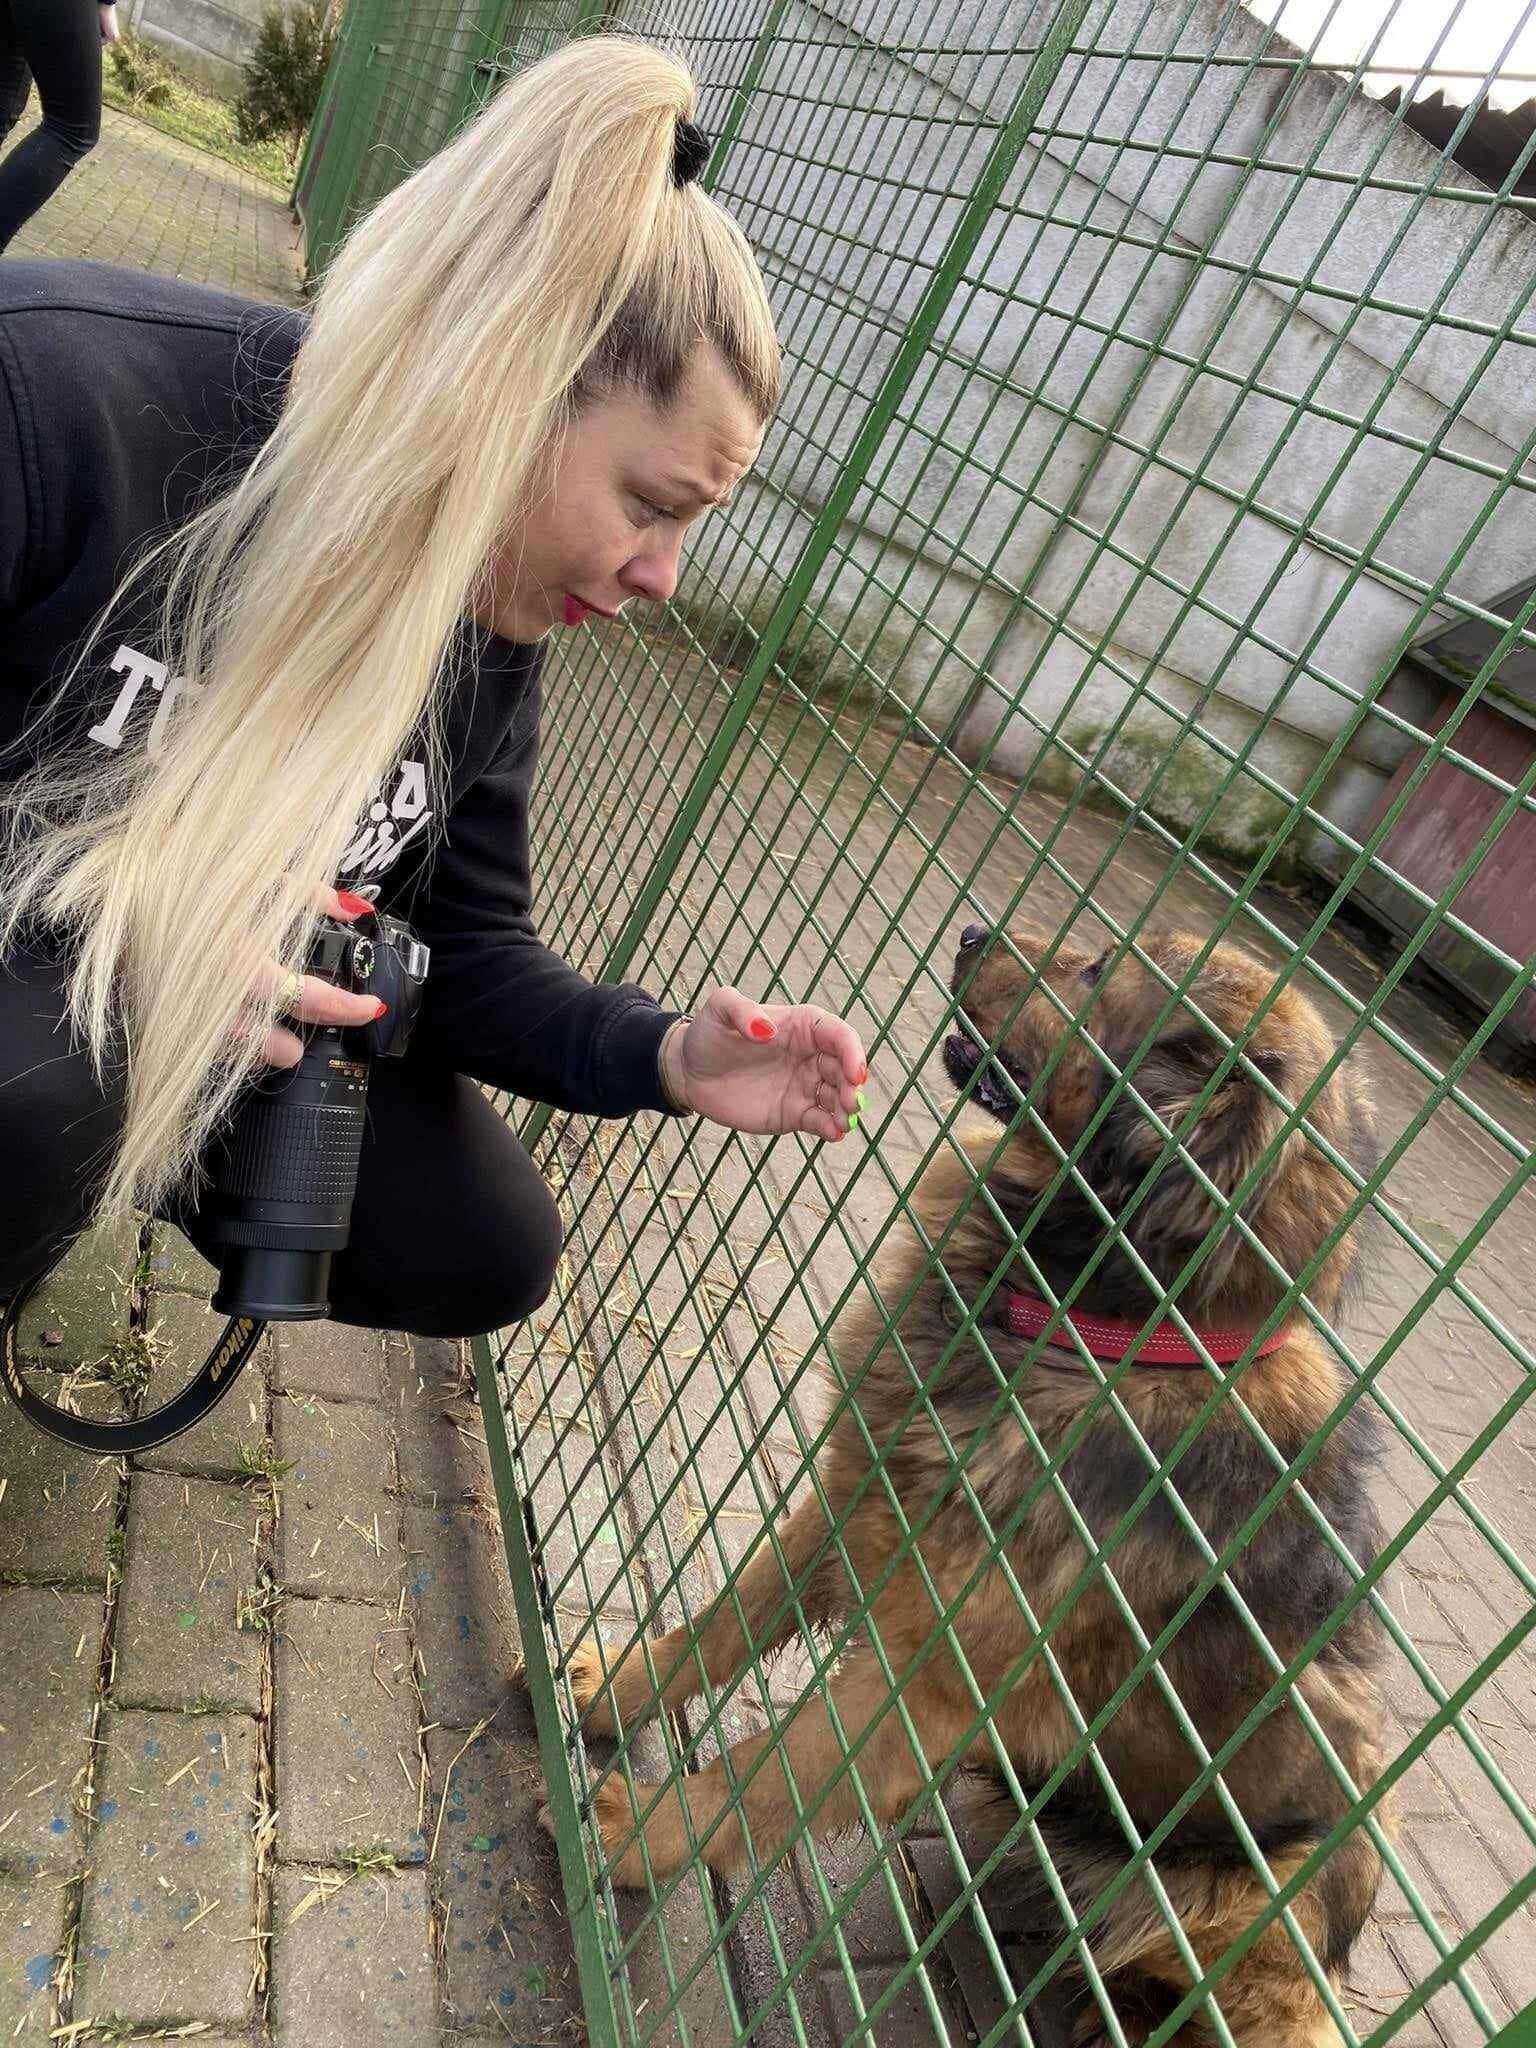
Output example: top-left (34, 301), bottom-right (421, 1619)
top-left (301, 1), bottom-right (1536, 2041)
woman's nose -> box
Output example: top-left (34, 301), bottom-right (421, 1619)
top-left (620, 537), bottom-right (685, 606)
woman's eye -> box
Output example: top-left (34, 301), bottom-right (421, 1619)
top-left (634, 497), bottom-right (675, 524)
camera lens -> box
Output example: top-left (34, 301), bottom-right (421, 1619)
top-left (200, 912), bottom-right (426, 1323)
top-left (203, 1032), bottom-right (370, 1318)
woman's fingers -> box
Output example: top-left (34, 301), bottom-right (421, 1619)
top-left (706, 986), bottom-right (778, 1042)
top-left (286, 969), bottom-right (385, 1032)
top-left (802, 1057), bottom-right (860, 1140)
top-left (301, 973), bottom-right (385, 1029)
top-left (227, 893), bottom-right (377, 1069)
top-left (255, 970), bottom-right (380, 1067)
top-left (248, 955), bottom-right (379, 1019)
top-left (263, 1024), bottom-right (305, 1071)
top-left (816, 1050), bottom-right (860, 1113)
top-left (810, 1010), bottom-right (867, 1087)
top-left (320, 885), bottom-right (373, 921)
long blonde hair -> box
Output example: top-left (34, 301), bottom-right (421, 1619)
top-left (0, 33), bottom-right (780, 1240)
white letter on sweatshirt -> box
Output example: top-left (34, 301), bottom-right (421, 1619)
top-left (88, 644), bottom-right (167, 751)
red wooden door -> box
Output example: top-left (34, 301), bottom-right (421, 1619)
top-left (1364, 699), bottom-right (1536, 1053)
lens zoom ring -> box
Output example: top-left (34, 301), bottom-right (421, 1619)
top-left (222, 1102), bottom-right (365, 1204)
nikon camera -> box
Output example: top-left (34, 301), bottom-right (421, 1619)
top-left (200, 906), bottom-right (430, 1321)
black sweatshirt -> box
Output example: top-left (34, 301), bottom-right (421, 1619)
top-left (0, 257), bottom-right (678, 1117)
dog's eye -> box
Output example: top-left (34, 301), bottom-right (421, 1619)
top-left (1083, 949), bottom-right (1110, 986)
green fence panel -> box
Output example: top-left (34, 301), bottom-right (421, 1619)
top-left (313, 0), bottom-right (1536, 2041)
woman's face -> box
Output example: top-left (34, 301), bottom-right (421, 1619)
top-left (475, 342), bottom-right (766, 644)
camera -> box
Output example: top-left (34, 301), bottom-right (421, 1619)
top-left (200, 906), bottom-right (430, 1321)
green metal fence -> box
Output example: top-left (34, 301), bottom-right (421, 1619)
top-left (301, 2), bottom-right (1536, 2041)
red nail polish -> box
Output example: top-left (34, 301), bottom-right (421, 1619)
top-left (856, 1063), bottom-right (869, 1085)
top-left (371, 999), bottom-right (388, 1018)
top-left (337, 891), bottom-right (372, 916)
top-left (749, 1018), bottom-right (774, 1042)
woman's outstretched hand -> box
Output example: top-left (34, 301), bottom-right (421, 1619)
top-left (661, 988), bottom-right (868, 1141)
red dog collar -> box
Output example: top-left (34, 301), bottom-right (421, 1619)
top-left (1001, 1286), bottom-right (1289, 1366)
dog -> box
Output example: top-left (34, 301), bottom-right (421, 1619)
top-left (563, 925), bottom-right (1388, 2045)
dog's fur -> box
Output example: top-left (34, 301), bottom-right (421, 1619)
top-left (566, 927), bottom-right (1388, 2045)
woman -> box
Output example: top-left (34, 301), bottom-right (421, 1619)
top-left (0, 35), bottom-right (867, 1340)
top-left (0, 0), bottom-right (116, 255)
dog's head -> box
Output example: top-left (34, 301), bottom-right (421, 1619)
top-left (944, 923), bottom-right (1377, 1324)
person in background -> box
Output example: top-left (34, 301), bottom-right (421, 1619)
top-left (0, 1), bottom-right (117, 255)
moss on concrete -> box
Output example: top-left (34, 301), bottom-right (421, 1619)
top-left (1027, 711), bottom-right (1305, 878)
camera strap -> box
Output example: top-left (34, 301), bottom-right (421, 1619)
top-left (0, 1262), bottom-right (267, 1454)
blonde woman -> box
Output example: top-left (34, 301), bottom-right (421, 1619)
top-left (0, 35), bottom-right (867, 1339)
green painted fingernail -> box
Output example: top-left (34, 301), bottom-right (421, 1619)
top-left (848, 1113), bottom-right (860, 1131)
top-left (855, 1088), bottom-right (866, 1110)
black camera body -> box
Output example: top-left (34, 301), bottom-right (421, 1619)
top-left (202, 906), bottom-right (430, 1321)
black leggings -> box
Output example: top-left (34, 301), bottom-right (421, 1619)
top-left (0, 944), bottom-right (564, 1340)
top-left (0, 0), bottom-right (102, 254)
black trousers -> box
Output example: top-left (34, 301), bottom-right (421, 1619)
top-left (0, 944), bottom-right (564, 1340)
top-left (0, 0), bottom-right (102, 254)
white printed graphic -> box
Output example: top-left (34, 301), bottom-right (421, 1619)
top-left (88, 644), bottom-right (204, 759)
top-left (88, 643), bottom-right (432, 889)
top-left (337, 758), bottom-right (433, 881)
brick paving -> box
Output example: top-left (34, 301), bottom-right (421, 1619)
top-left (4, 95), bottom-right (304, 301)
top-left (0, 1230), bottom-right (584, 2043)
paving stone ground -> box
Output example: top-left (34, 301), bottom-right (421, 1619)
top-left (5, 94), bottom-right (304, 301)
top-left (0, 1243), bottom-right (581, 2044)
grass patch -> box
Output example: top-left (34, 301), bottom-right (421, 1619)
top-left (236, 1568), bottom-right (284, 1633)
top-left (102, 42), bottom-right (294, 192)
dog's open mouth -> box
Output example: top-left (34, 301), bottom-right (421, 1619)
top-left (944, 1030), bottom-right (1028, 1123)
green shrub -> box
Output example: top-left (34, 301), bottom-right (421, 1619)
top-left (106, 28), bottom-right (177, 109)
top-left (233, 0), bottom-right (338, 171)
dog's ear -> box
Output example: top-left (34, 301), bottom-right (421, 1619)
top-left (1085, 1026), bottom-right (1291, 1293)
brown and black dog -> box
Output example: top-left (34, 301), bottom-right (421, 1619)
top-left (566, 926), bottom-right (1388, 2045)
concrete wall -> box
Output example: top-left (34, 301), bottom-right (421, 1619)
top-left (123, 0), bottom-right (313, 99)
top-left (679, 0), bottom-right (1536, 874)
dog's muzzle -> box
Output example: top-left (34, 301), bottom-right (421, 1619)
top-left (944, 1031), bottom-right (1025, 1121)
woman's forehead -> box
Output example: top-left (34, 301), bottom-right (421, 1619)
top-left (611, 356), bottom-right (766, 487)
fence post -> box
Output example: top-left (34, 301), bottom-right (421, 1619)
top-left (293, 0), bottom-right (379, 256)
top-left (518, 0), bottom-right (1092, 1152)
top-left (291, 0), bottom-right (351, 210)
top-left (301, 0), bottom-right (398, 284)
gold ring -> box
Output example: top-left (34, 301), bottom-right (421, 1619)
top-left (278, 969), bottom-right (304, 1015)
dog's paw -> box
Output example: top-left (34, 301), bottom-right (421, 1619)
top-left (589, 1770), bottom-right (701, 1889)
top-left (591, 1771), bottom-right (651, 1888)
top-left (565, 1636), bottom-right (621, 1737)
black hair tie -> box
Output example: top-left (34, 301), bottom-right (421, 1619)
top-left (672, 118), bottom-right (711, 188)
